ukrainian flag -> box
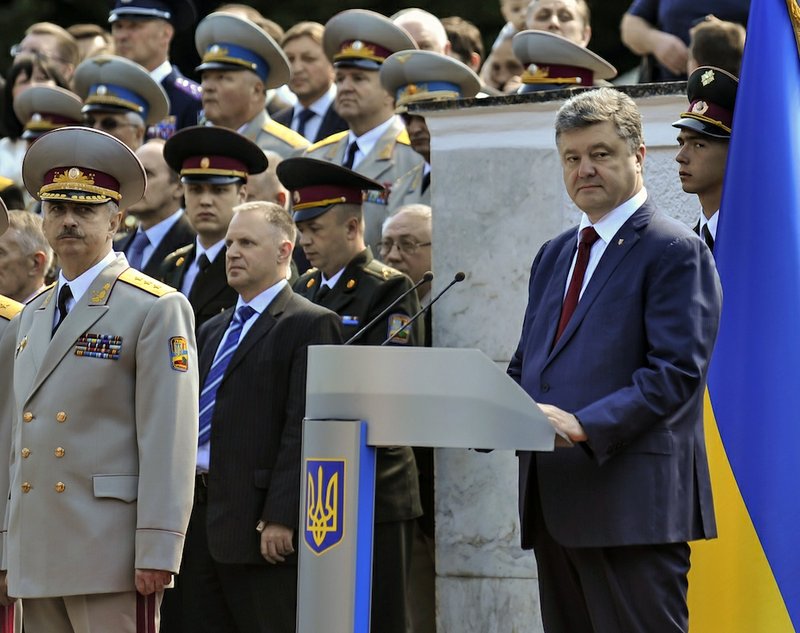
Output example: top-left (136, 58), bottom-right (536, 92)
top-left (688, 1), bottom-right (800, 630)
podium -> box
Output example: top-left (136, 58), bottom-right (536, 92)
top-left (297, 346), bottom-right (553, 633)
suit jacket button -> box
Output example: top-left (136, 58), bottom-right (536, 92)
top-left (21, 482), bottom-right (31, 493)
top-left (55, 482), bottom-right (66, 493)
top-left (541, 383), bottom-right (550, 393)
top-left (54, 447), bottom-right (65, 458)
top-left (21, 448), bottom-right (30, 458)
top-left (56, 411), bottom-right (67, 423)
top-left (23, 412), bottom-right (34, 422)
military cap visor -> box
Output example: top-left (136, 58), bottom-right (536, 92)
top-left (672, 66), bottom-right (738, 139)
top-left (323, 9), bottom-right (418, 71)
top-left (380, 50), bottom-right (481, 112)
top-left (73, 54), bottom-right (170, 126)
top-left (108, 0), bottom-right (197, 31)
top-left (14, 85), bottom-right (84, 141)
top-left (0, 197), bottom-right (8, 235)
top-left (277, 157), bottom-right (384, 223)
top-left (512, 30), bottom-right (616, 93)
top-left (22, 126), bottom-right (146, 208)
top-left (163, 125), bottom-right (268, 185)
top-left (195, 12), bottom-right (290, 89)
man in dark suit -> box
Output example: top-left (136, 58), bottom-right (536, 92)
top-left (273, 22), bottom-right (349, 143)
top-left (158, 126), bottom-right (267, 330)
top-left (278, 157), bottom-right (422, 633)
top-left (109, 0), bottom-right (202, 137)
top-left (178, 201), bottom-right (340, 633)
top-left (508, 87), bottom-right (722, 633)
top-left (115, 139), bottom-right (195, 277)
top-left (673, 65), bottom-right (738, 251)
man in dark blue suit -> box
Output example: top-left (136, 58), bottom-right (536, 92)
top-left (508, 87), bottom-right (722, 633)
top-left (110, 0), bottom-right (202, 138)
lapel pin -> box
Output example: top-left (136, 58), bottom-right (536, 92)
top-left (617, 238), bottom-right (625, 246)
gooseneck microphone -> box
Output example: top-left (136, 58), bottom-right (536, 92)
top-left (381, 272), bottom-right (465, 346)
top-left (344, 271), bottom-right (434, 345)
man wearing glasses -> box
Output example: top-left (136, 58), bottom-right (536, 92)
top-left (10, 23), bottom-right (79, 83)
top-left (72, 54), bottom-right (170, 151)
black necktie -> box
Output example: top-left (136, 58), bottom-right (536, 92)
top-left (421, 171), bottom-right (431, 193)
top-left (702, 224), bottom-right (715, 251)
top-left (197, 253), bottom-right (211, 273)
top-left (52, 284), bottom-right (73, 335)
top-left (343, 141), bottom-right (359, 169)
top-left (296, 108), bottom-right (315, 139)
top-left (315, 284), bottom-right (331, 302)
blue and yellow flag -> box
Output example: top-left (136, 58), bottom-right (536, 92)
top-left (688, 1), bottom-right (800, 630)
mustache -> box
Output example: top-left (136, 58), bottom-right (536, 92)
top-left (57, 228), bottom-right (83, 239)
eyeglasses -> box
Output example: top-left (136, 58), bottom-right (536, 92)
top-left (9, 44), bottom-right (68, 67)
top-left (85, 116), bottom-right (138, 132)
top-left (378, 238), bottom-right (431, 257)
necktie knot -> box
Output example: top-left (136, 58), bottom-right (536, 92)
top-left (580, 226), bottom-right (600, 246)
top-left (234, 305), bottom-right (256, 325)
top-left (127, 231), bottom-right (150, 270)
top-left (53, 284), bottom-right (73, 335)
top-left (296, 108), bottom-right (315, 138)
top-left (343, 140), bottom-right (359, 169)
top-left (197, 253), bottom-right (211, 272)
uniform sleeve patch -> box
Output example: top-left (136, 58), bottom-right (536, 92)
top-left (169, 336), bottom-right (189, 372)
top-left (387, 314), bottom-right (411, 344)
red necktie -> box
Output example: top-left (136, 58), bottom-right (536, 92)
top-left (554, 226), bottom-right (600, 343)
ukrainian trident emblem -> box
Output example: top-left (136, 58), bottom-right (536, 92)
top-left (304, 459), bottom-right (345, 555)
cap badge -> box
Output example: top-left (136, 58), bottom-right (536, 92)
top-left (701, 69), bottom-right (716, 86)
top-left (293, 190), bottom-right (301, 204)
top-left (691, 100), bottom-right (709, 115)
top-left (200, 157), bottom-right (210, 169)
top-left (31, 113), bottom-right (42, 122)
top-left (352, 41), bottom-right (364, 50)
top-left (97, 85), bottom-right (108, 96)
top-left (395, 53), bottom-right (412, 64)
top-left (63, 168), bottom-right (93, 183)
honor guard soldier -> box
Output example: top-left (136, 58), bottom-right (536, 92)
top-left (13, 85), bottom-right (84, 141)
top-left (278, 156), bottom-right (422, 633)
top-left (195, 12), bottom-right (309, 158)
top-left (0, 126), bottom-right (198, 633)
top-left (109, 0), bottom-right (203, 136)
top-left (304, 9), bottom-right (424, 253)
top-left (673, 65), bottom-right (738, 251)
top-left (512, 30), bottom-right (616, 93)
top-left (73, 54), bottom-right (170, 151)
top-left (159, 126), bottom-right (268, 330)
top-left (380, 49), bottom-right (481, 207)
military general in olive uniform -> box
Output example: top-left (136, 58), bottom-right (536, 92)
top-left (195, 12), bottom-right (309, 158)
top-left (278, 156), bottom-right (422, 633)
top-left (303, 9), bottom-right (425, 253)
top-left (0, 127), bottom-right (198, 633)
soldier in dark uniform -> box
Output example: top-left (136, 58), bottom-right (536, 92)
top-left (109, 0), bottom-right (202, 137)
top-left (277, 156), bottom-right (422, 633)
top-left (158, 126), bottom-right (267, 330)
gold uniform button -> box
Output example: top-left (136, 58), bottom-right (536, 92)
top-left (21, 482), bottom-right (31, 493)
top-left (56, 411), bottom-right (67, 423)
top-left (55, 447), bottom-right (65, 458)
top-left (55, 482), bottom-right (66, 493)
top-left (21, 448), bottom-right (30, 458)
top-left (23, 412), bottom-right (33, 422)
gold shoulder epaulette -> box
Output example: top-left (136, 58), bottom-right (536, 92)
top-left (396, 129), bottom-right (411, 145)
top-left (263, 119), bottom-right (310, 148)
top-left (119, 268), bottom-right (176, 297)
top-left (0, 295), bottom-right (23, 321)
top-left (364, 259), bottom-right (401, 280)
top-left (306, 130), bottom-right (348, 153)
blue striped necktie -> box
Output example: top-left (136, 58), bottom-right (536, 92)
top-left (198, 305), bottom-right (256, 445)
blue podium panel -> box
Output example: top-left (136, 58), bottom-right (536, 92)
top-left (298, 419), bottom-right (376, 633)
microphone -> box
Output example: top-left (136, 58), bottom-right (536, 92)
top-left (344, 270), bottom-right (434, 345)
top-left (381, 272), bottom-right (465, 346)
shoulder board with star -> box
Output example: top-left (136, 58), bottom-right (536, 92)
top-left (396, 129), bottom-right (411, 145)
top-left (364, 259), bottom-right (402, 281)
top-left (262, 119), bottom-right (310, 148)
top-left (174, 76), bottom-right (202, 100)
top-left (0, 295), bottom-right (23, 321)
top-left (306, 130), bottom-right (348, 153)
top-left (119, 268), bottom-right (176, 297)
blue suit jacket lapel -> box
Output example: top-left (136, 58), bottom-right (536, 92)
top-left (548, 204), bottom-right (653, 359)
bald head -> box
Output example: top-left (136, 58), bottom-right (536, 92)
top-left (393, 8), bottom-right (450, 54)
